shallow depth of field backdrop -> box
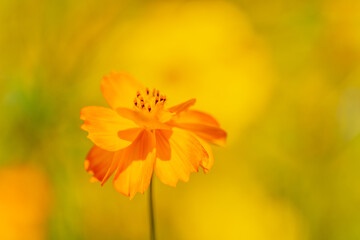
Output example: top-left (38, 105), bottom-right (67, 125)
top-left (1, 0), bottom-right (360, 239)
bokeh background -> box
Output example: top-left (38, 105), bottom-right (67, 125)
top-left (1, 0), bottom-right (360, 239)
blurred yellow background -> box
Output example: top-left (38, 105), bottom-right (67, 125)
top-left (1, 0), bottom-right (360, 239)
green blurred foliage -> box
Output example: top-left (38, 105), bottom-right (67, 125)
top-left (0, 0), bottom-right (359, 239)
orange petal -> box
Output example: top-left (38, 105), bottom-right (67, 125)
top-left (196, 137), bottom-right (214, 173)
top-left (116, 107), bottom-right (171, 130)
top-left (117, 128), bottom-right (143, 141)
top-left (155, 129), bottom-right (172, 161)
top-left (80, 106), bottom-right (138, 151)
top-left (113, 130), bottom-right (156, 199)
top-left (84, 145), bottom-right (118, 185)
top-left (101, 72), bottom-right (144, 109)
top-left (154, 129), bottom-right (208, 187)
top-left (167, 98), bottom-right (196, 114)
top-left (177, 110), bottom-right (220, 127)
top-left (170, 109), bottom-right (226, 145)
top-left (172, 123), bottom-right (227, 146)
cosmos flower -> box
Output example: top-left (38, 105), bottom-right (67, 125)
top-left (81, 72), bottom-right (226, 198)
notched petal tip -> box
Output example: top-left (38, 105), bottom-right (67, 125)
top-left (84, 160), bottom-right (90, 170)
top-left (114, 187), bottom-right (131, 198)
top-left (113, 180), bottom-right (147, 200)
top-left (90, 177), bottom-right (99, 183)
top-left (154, 129), bottom-right (205, 187)
top-left (85, 145), bottom-right (118, 186)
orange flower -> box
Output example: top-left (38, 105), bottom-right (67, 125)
top-left (81, 72), bottom-right (226, 198)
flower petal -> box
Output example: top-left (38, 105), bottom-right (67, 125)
top-left (170, 109), bottom-right (226, 145)
top-left (167, 98), bottom-right (196, 114)
top-left (196, 137), bottom-right (214, 173)
top-left (172, 123), bottom-right (227, 146)
top-left (154, 128), bottom-right (208, 187)
top-left (117, 128), bottom-right (143, 141)
top-left (101, 72), bottom-right (144, 109)
top-left (113, 130), bottom-right (156, 199)
top-left (84, 145), bottom-right (118, 185)
top-left (177, 110), bottom-right (220, 127)
top-left (80, 106), bottom-right (138, 151)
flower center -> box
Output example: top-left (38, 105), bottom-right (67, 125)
top-left (133, 88), bottom-right (167, 112)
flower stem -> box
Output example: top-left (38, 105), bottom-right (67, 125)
top-left (149, 178), bottom-right (156, 240)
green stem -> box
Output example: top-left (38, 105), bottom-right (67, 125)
top-left (149, 179), bottom-right (156, 240)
